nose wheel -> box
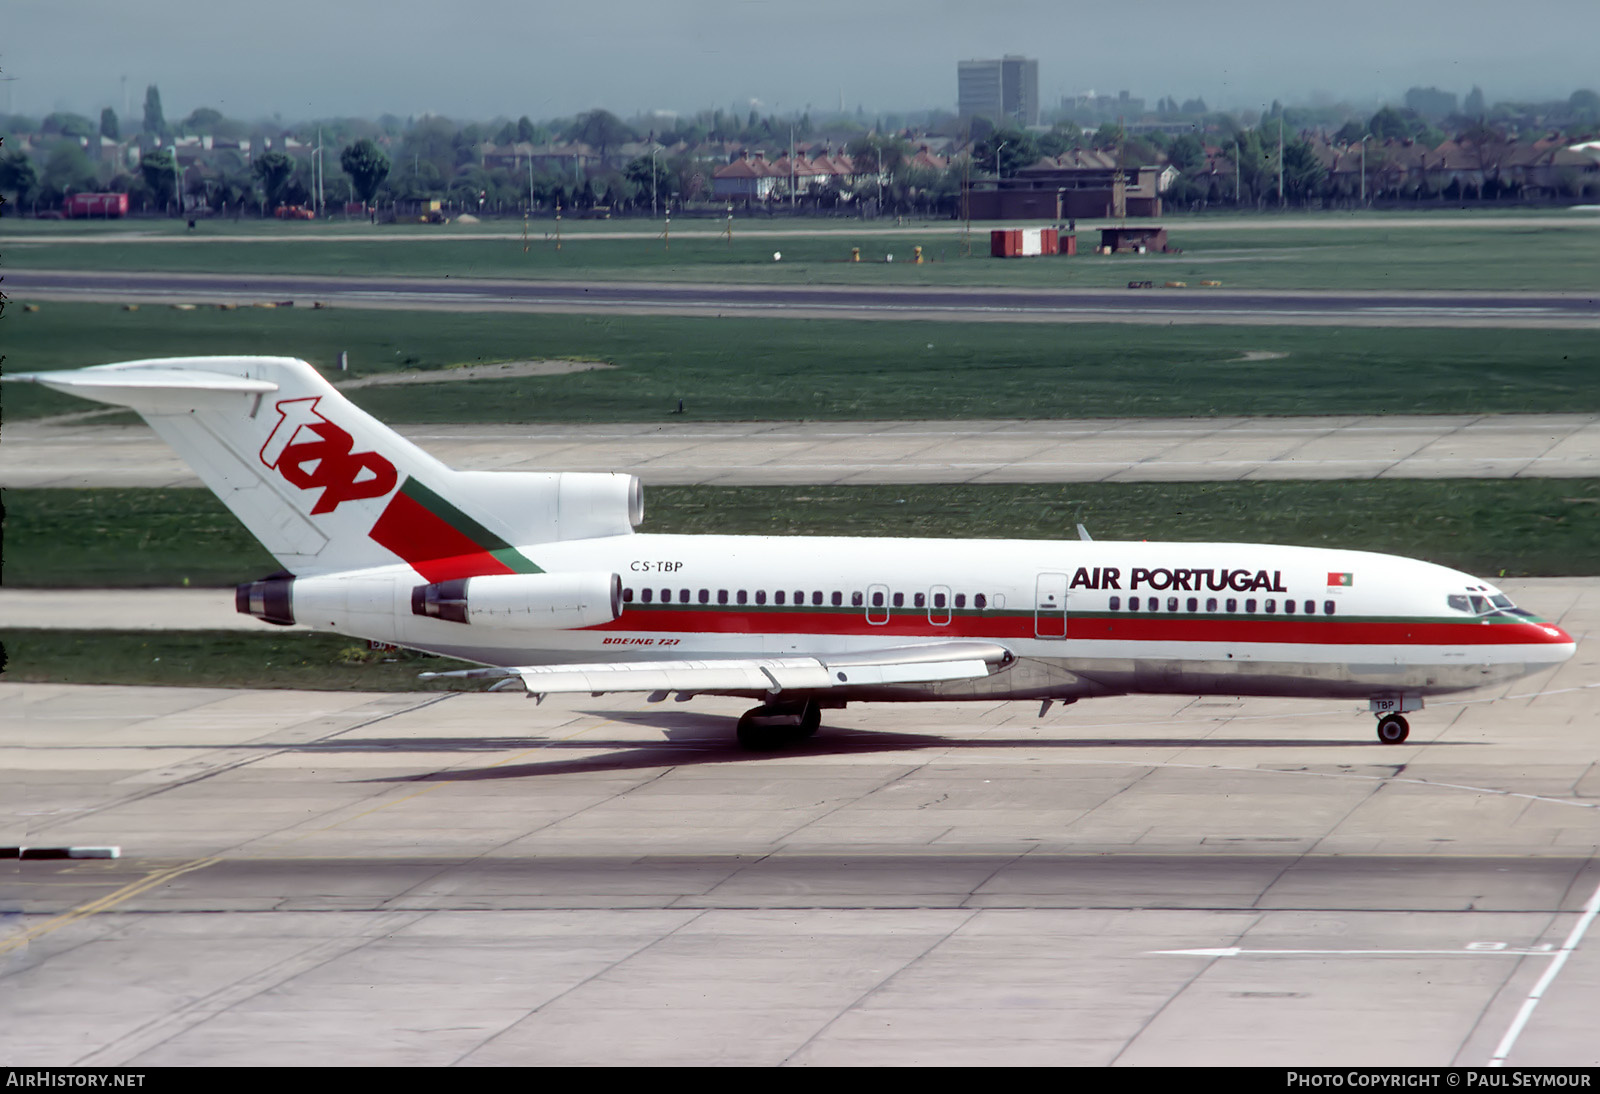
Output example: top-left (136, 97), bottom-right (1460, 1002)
top-left (1376, 713), bottom-right (1410, 744)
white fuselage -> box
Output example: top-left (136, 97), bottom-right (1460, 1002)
top-left (294, 533), bottom-right (1577, 705)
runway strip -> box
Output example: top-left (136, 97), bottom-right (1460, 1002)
top-left (0, 578), bottom-right (1596, 1065)
top-left (11, 269), bottom-right (1598, 327)
top-left (7, 414), bottom-right (1598, 488)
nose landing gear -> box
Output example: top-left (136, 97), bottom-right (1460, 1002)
top-left (736, 699), bottom-right (823, 750)
top-left (1370, 695), bottom-right (1420, 744)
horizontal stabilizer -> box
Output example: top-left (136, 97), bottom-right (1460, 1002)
top-left (7, 366), bottom-right (278, 401)
top-left (423, 641), bottom-right (1014, 696)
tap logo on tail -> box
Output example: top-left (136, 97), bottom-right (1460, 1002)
top-left (260, 397), bottom-right (397, 514)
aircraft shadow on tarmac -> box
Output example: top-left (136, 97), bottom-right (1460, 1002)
top-left (341, 709), bottom-right (1447, 784)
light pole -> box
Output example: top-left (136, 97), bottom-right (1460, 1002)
top-left (1360, 134), bottom-right (1372, 206)
top-left (168, 145), bottom-right (180, 216)
top-left (651, 144), bottom-right (659, 218)
top-left (995, 140), bottom-right (1007, 180)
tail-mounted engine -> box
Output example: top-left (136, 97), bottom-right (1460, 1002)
top-left (411, 571), bottom-right (622, 629)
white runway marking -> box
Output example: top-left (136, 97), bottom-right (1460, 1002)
top-left (1158, 946), bottom-right (1559, 958)
top-left (1489, 877), bottom-right (1600, 1067)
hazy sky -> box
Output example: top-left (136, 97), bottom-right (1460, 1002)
top-left (6, 0), bottom-right (1597, 123)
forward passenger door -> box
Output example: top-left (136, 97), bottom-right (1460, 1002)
top-left (1035, 573), bottom-right (1068, 639)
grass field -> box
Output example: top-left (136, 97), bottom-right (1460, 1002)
top-left (6, 303), bottom-right (1596, 423)
top-left (8, 480), bottom-right (1598, 589)
top-left (7, 213), bottom-right (1597, 290)
top-left (0, 629), bottom-right (476, 691)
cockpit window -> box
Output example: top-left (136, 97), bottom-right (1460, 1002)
top-left (1449, 592), bottom-right (1517, 615)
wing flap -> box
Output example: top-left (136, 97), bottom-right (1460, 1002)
top-left (422, 641), bottom-right (1013, 696)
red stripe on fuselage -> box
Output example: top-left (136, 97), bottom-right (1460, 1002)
top-left (591, 608), bottom-right (1569, 647)
top-left (369, 490), bottom-right (515, 583)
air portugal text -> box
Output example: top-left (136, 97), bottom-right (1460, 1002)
top-left (1069, 566), bottom-right (1289, 593)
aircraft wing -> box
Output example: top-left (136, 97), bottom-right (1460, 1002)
top-left (422, 641), bottom-right (1014, 698)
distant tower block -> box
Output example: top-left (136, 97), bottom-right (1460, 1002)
top-left (958, 56), bottom-right (1039, 127)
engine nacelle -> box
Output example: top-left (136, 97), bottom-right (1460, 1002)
top-left (237, 570), bottom-right (409, 639)
top-left (445, 470), bottom-right (644, 544)
top-left (411, 571), bottom-right (622, 629)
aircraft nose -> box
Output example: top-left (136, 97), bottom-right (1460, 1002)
top-left (1539, 623), bottom-right (1575, 645)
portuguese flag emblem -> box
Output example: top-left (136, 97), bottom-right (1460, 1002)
top-left (1327, 572), bottom-right (1354, 587)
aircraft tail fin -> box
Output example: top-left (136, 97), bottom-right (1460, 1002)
top-left (9, 357), bottom-right (641, 577)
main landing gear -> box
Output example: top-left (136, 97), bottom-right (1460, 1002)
top-left (736, 699), bottom-right (822, 751)
top-left (1375, 713), bottom-right (1410, 744)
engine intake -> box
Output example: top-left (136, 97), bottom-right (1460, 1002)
top-left (411, 571), bottom-right (622, 629)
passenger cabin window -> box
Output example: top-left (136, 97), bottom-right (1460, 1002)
top-left (1304, 600), bottom-right (1315, 615)
top-left (1109, 596), bottom-right (1121, 611)
top-left (914, 592), bottom-right (926, 608)
top-left (1285, 599), bottom-right (1296, 614)
top-left (832, 592), bottom-right (843, 607)
top-left (1167, 597), bottom-right (1179, 612)
top-left (698, 589), bottom-right (710, 604)
top-left (1225, 598), bottom-right (1236, 612)
top-left (640, 588), bottom-right (653, 603)
top-left (955, 594), bottom-right (967, 608)
top-left (737, 591), bottom-right (747, 605)
top-left (974, 594), bottom-right (986, 609)
top-left (812, 591), bottom-right (823, 606)
top-left (1206, 598), bottom-right (1217, 612)
top-left (756, 590), bottom-right (767, 605)
top-left (679, 589), bottom-right (690, 604)
top-left (1324, 600), bottom-right (1336, 615)
top-left (933, 592), bottom-right (946, 608)
top-left (1245, 599), bottom-right (1256, 613)
top-left (717, 590), bottom-right (728, 605)
top-left (1186, 597), bottom-right (1198, 612)
top-left (872, 591), bottom-right (885, 608)
top-left (1264, 599), bottom-right (1276, 614)
top-left (623, 588), bottom-right (634, 602)
top-left (775, 591), bottom-right (786, 605)
top-left (893, 593), bottom-right (905, 608)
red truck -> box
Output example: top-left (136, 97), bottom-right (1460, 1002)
top-left (63, 193), bottom-right (130, 218)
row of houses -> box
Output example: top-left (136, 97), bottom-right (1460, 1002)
top-left (708, 146), bottom-right (953, 200)
top-left (11, 130), bottom-right (313, 172)
top-left (1191, 133), bottom-right (1600, 199)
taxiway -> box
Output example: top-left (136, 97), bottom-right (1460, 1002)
top-left (2, 578), bottom-right (1596, 1066)
top-left (6, 414), bottom-right (1599, 488)
top-left (10, 269), bottom-right (1599, 328)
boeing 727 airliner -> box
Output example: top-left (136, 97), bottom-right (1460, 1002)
top-left (10, 357), bottom-right (1575, 749)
